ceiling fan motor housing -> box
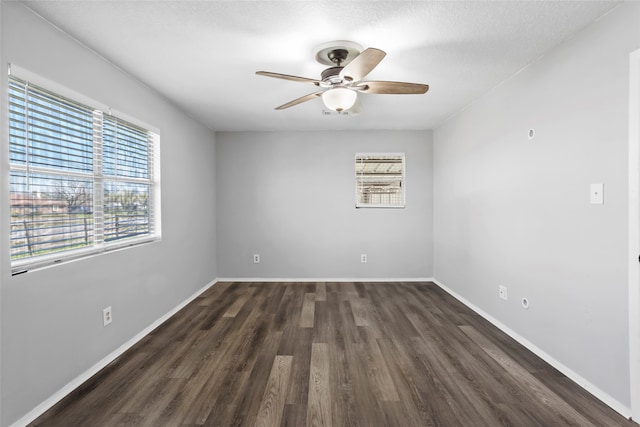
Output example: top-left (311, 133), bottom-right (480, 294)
top-left (321, 67), bottom-right (345, 86)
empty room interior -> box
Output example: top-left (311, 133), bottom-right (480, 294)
top-left (1, 0), bottom-right (640, 426)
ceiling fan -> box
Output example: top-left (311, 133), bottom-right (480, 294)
top-left (256, 41), bottom-right (429, 114)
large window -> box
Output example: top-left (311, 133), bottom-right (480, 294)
top-left (8, 74), bottom-right (160, 272)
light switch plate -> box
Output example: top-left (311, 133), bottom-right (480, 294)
top-left (590, 183), bottom-right (604, 205)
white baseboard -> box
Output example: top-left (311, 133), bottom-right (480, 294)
top-left (216, 277), bottom-right (435, 283)
top-left (431, 278), bottom-right (633, 420)
top-left (10, 279), bottom-right (218, 427)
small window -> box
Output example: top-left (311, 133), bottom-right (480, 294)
top-left (8, 73), bottom-right (160, 272)
top-left (355, 153), bottom-right (405, 208)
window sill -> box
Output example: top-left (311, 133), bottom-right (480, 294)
top-left (11, 236), bottom-right (161, 275)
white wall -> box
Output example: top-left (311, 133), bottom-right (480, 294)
top-left (433, 2), bottom-right (640, 414)
top-left (216, 130), bottom-right (433, 279)
top-left (0, 3), bottom-right (217, 426)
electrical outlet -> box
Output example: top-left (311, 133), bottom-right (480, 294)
top-left (253, 254), bottom-right (260, 264)
top-left (103, 306), bottom-right (112, 326)
top-left (361, 254), bottom-right (368, 263)
top-left (590, 183), bottom-right (604, 205)
top-left (498, 286), bottom-right (508, 301)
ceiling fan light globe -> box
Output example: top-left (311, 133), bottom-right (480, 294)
top-left (322, 88), bottom-right (357, 112)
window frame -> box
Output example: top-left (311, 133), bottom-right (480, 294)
top-left (355, 152), bottom-right (406, 209)
top-left (8, 65), bottom-right (161, 274)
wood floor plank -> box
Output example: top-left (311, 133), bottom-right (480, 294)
top-left (409, 310), bottom-right (529, 408)
top-left (339, 300), bottom-right (364, 345)
top-left (223, 286), bottom-right (256, 317)
top-left (134, 378), bottom-right (188, 427)
top-left (273, 284), bottom-right (300, 332)
top-left (281, 404), bottom-right (307, 427)
top-left (254, 355), bottom-right (293, 427)
top-left (315, 282), bottom-right (327, 302)
top-left (342, 337), bottom-right (388, 426)
top-left (197, 280), bottom-right (233, 306)
top-left (176, 298), bottom-right (270, 424)
top-left (299, 292), bottom-right (315, 328)
top-left (283, 328), bottom-right (312, 405)
top-left (376, 337), bottom-right (442, 425)
top-left (407, 315), bottom-right (524, 425)
top-left (222, 329), bottom-right (285, 426)
top-left (312, 289), bottom-right (352, 426)
top-left (339, 282), bottom-right (360, 301)
top-left (348, 296), bottom-right (370, 327)
top-left (460, 324), bottom-right (597, 426)
top-left (356, 334), bottom-right (400, 402)
top-left (168, 325), bottom-right (229, 379)
top-left (306, 343), bottom-right (331, 427)
top-left (30, 282), bottom-right (635, 427)
top-left (311, 299), bottom-right (329, 344)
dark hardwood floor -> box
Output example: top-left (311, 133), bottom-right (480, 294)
top-left (31, 282), bottom-right (635, 426)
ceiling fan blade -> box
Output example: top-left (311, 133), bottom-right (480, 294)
top-left (340, 48), bottom-right (386, 82)
top-left (256, 71), bottom-right (320, 85)
top-left (275, 91), bottom-right (324, 110)
top-left (357, 81), bottom-right (429, 94)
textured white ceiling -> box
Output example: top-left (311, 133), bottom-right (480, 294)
top-left (22, 0), bottom-right (619, 132)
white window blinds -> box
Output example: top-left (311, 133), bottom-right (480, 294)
top-left (8, 75), bottom-right (160, 271)
top-left (355, 153), bottom-right (406, 208)
top-left (102, 115), bottom-right (154, 242)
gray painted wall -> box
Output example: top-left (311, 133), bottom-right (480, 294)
top-left (1, 3), bottom-right (217, 425)
top-left (216, 131), bottom-right (433, 279)
top-left (433, 2), bottom-right (640, 411)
